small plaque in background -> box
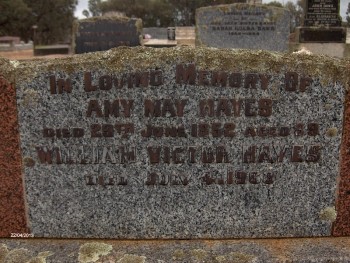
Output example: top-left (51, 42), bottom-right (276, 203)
top-left (195, 4), bottom-right (290, 52)
top-left (304, 0), bottom-right (341, 27)
top-left (298, 0), bottom-right (345, 43)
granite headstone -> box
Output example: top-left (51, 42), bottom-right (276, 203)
top-left (299, 0), bottom-right (345, 43)
top-left (304, 0), bottom-right (341, 27)
top-left (195, 4), bottom-right (290, 51)
top-left (1, 47), bottom-right (350, 239)
top-left (74, 16), bottom-right (142, 54)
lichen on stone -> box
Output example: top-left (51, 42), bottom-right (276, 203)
top-left (326, 128), bottom-right (338, 137)
top-left (26, 257), bottom-right (46, 263)
top-left (172, 249), bottom-right (186, 261)
top-left (215, 252), bottom-right (257, 263)
top-left (27, 251), bottom-right (55, 263)
top-left (23, 156), bottom-right (35, 167)
top-left (319, 206), bottom-right (337, 222)
top-left (116, 254), bottom-right (146, 263)
top-left (0, 245), bottom-right (53, 263)
top-left (190, 249), bottom-right (208, 261)
top-left (3, 248), bottom-right (31, 263)
top-left (22, 89), bottom-right (39, 108)
top-left (78, 242), bottom-right (113, 263)
top-left (0, 244), bottom-right (9, 263)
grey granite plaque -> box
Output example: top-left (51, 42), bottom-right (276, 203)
top-left (15, 47), bottom-right (346, 238)
top-left (74, 17), bottom-right (142, 54)
top-left (195, 4), bottom-right (290, 51)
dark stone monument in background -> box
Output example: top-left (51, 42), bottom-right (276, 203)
top-left (74, 16), bottom-right (142, 54)
top-left (299, 0), bottom-right (346, 43)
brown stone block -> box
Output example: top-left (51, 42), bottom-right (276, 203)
top-left (333, 87), bottom-right (350, 236)
top-left (0, 58), bottom-right (28, 237)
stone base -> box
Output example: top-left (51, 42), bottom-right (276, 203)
top-left (289, 42), bottom-right (350, 58)
top-left (33, 45), bottom-right (70, 56)
top-left (143, 39), bottom-right (177, 48)
top-left (297, 27), bottom-right (346, 43)
top-left (1, 237), bottom-right (350, 262)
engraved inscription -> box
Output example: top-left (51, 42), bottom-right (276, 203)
top-left (32, 67), bottom-right (324, 188)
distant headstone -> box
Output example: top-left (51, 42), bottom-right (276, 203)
top-left (299, 0), bottom-right (345, 43)
top-left (2, 47), bottom-right (350, 239)
top-left (195, 4), bottom-right (290, 51)
top-left (34, 45), bottom-right (70, 56)
top-left (304, 0), bottom-right (341, 27)
top-left (74, 17), bottom-right (142, 54)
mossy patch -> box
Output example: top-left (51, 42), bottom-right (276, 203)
top-left (78, 242), bottom-right (113, 263)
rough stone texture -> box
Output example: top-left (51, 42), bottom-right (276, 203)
top-left (1, 237), bottom-right (350, 262)
top-left (333, 62), bottom-right (350, 236)
top-left (10, 47), bottom-right (347, 239)
top-left (0, 58), bottom-right (28, 237)
top-left (74, 16), bottom-right (142, 54)
top-left (195, 4), bottom-right (290, 51)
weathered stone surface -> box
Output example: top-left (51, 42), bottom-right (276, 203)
top-left (333, 61), bottom-right (350, 236)
top-left (1, 237), bottom-right (350, 262)
top-left (74, 16), bottom-right (142, 54)
top-left (195, 4), bottom-right (290, 51)
top-left (10, 47), bottom-right (347, 239)
top-left (0, 58), bottom-right (28, 238)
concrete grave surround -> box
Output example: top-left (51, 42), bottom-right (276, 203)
top-left (1, 47), bottom-right (350, 239)
top-left (73, 16), bottom-right (142, 54)
top-left (195, 4), bottom-right (290, 51)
